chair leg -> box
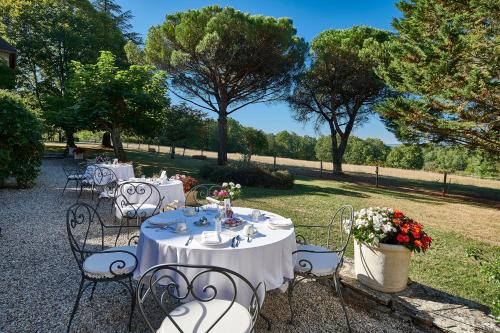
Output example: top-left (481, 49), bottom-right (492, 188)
top-left (115, 220), bottom-right (124, 246)
top-left (333, 274), bottom-right (351, 332)
top-left (287, 279), bottom-right (297, 325)
top-left (127, 277), bottom-right (136, 331)
top-left (67, 278), bottom-right (85, 333)
top-left (89, 282), bottom-right (97, 302)
top-left (62, 179), bottom-right (70, 196)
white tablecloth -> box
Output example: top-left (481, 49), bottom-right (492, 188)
top-left (86, 163), bottom-right (135, 182)
top-left (114, 179), bottom-right (185, 218)
top-left (134, 207), bottom-right (296, 306)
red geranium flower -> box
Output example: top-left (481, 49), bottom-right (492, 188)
top-left (414, 239), bottom-right (422, 248)
top-left (393, 210), bottom-right (404, 219)
top-left (400, 223), bottom-right (410, 234)
top-left (396, 233), bottom-right (410, 243)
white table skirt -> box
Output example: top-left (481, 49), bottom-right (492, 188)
top-left (85, 163), bottom-right (135, 182)
top-left (114, 180), bottom-right (185, 218)
top-left (134, 207), bottom-right (297, 306)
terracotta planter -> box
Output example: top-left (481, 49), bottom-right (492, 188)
top-left (354, 240), bottom-right (411, 293)
top-left (185, 190), bottom-right (198, 206)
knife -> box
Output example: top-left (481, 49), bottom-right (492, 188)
top-left (185, 234), bottom-right (193, 246)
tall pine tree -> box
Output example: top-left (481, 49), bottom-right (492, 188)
top-left (376, 0), bottom-right (499, 153)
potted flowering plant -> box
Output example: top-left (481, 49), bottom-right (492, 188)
top-left (349, 207), bottom-right (431, 293)
top-left (169, 174), bottom-right (199, 192)
top-left (73, 147), bottom-right (84, 160)
top-left (212, 182), bottom-right (241, 201)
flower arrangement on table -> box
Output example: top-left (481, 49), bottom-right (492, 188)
top-left (95, 154), bottom-right (111, 163)
top-left (212, 182), bottom-right (242, 201)
top-left (169, 174), bottom-right (199, 192)
top-left (348, 207), bottom-right (432, 252)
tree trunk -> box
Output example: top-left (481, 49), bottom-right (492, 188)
top-left (247, 146), bottom-right (253, 162)
top-left (217, 111), bottom-right (228, 165)
top-left (111, 126), bottom-right (126, 161)
top-left (170, 143), bottom-right (176, 159)
top-left (329, 124), bottom-right (342, 174)
top-left (66, 130), bottom-right (76, 148)
top-left (102, 132), bottom-right (112, 148)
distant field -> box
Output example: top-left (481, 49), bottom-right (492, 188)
top-left (47, 141), bottom-right (500, 202)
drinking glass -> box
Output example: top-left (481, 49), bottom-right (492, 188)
top-left (251, 209), bottom-right (261, 222)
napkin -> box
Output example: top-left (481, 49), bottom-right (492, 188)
top-left (201, 231), bottom-right (221, 245)
top-left (269, 218), bottom-right (293, 227)
top-left (160, 170), bottom-right (167, 179)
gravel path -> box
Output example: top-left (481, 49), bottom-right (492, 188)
top-left (0, 160), bottom-right (420, 333)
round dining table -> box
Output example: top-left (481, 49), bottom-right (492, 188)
top-left (86, 163), bottom-right (135, 181)
top-left (134, 207), bottom-right (297, 306)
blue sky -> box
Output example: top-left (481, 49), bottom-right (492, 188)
top-left (116, 0), bottom-right (401, 144)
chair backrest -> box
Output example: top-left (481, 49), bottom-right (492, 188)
top-left (62, 161), bottom-right (87, 177)
top-left (92, 165), bottom-right (118, 195)
top-left (137, 264), bottom-right (261, 333)
top-left (66, 203), bottom-right (105, 272)
top-left (326, 205), bottom-right (354, 256)
top-left (185, 184), bottom-right (222, 207)
top-left (114, 181), bottom-right (164, 219)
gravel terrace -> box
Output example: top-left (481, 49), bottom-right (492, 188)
top-left (0, 160), bottom-right (420, 333)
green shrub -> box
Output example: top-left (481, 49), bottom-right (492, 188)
top-left (199, 162), bottom-right (294, 189)
top-left (0, 90), bottom-right (44, 187)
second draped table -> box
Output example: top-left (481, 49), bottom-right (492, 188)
top-left (134, 207), bottom-right (297, 306)
top-left (86, 163), bottom-right (135, 182)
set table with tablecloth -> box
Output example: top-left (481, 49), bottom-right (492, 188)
top-left (85, 163), bottom-right (135, 182)
top-left (134, 207), bottom-right (296, 306)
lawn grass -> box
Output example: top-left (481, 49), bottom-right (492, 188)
top-left (45, 143), bottom-right (500, 317)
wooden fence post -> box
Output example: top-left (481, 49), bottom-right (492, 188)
top-left (273, 155), bottom-right (277, 171)
top-left (375, 165), bottom-right (379, 188)
top-left (320, 160), bottom-right (323, 178)
top-left (442, 171), bottom-right (448, 196)
top-left (157, 143), bottom-right (160, 153)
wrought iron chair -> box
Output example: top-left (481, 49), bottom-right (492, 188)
top-left (185, 184), bottom-right (223, 207)
top-left (287, 205), bottom-right (354, 332)
top-left (66, 203), bottom-right (137, 333)
top-left (137, 263), bottom-right (262, 333)
top-left (76, 162), bottom-right (97, 200)
top-left (92, 166), bottom-right (119, 212)
top-left (61, 162), bottom-right (88, 196)
top-left (113, 181), bottom-right (164, 244)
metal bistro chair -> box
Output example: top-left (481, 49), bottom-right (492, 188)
top-left (92, 165), bottom-right (119, 213)
top-left (287, 205), bottom-right (354, 332)
top-left (137, 264), bottom-right (262, 333)
top-left (184, 184), bottom-right (223, 208)
top-left (62, 162), bottom-right (88, 196)
top-left (76, 162), bottom-right (97, 201)
top-left (113, 181), bottom-right (164, 244)
top-left (66, 203), bottom-right (138, 333)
